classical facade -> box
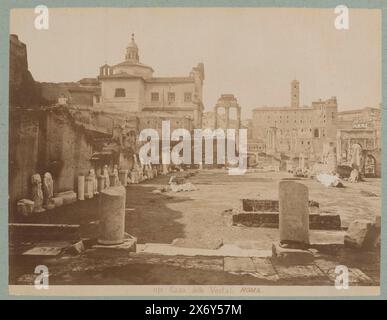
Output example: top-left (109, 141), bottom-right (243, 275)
top-left (94, 34), bottom-right (205, 130)
top-left (202, 94), bottom-right (241, 130)
top-left (251, 80), bottom-right (338, 160)
top-left (61, 34), bottom-right (205, 170)
top-left (336, 107), bottom-right (381, 177)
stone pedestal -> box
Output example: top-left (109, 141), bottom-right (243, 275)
top-left (279, 181), bottom-right (309, 245)
top-left (17, 199), bottom-right (35, 216)
top-left (162, 164), bottom-right (169, 175)
top-left (109, 174), bottom-right (116, 187)
top-left (131, 171), bottom-right (139, 184)
top-left (77, 176), bottom-right (85, 200)
top-left (85, 176), bottom-right (94, 199)
top-left (119, 170), bottom-right (128, 186)
top-left (272, 242), bottom-right (313, 264)
top-left (98, 186), bottom-right (126, 245)
top-left (97, 175), bottom-right (106, 192)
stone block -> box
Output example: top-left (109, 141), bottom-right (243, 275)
top-left (9, 223), bottom-right (80, 241)
top-left (251, 257), bottom-right (279, 280)
top-left (224, 257), bottom-right (256, 273)
top-left (309, 214), bottom-right (341, 230)
top-left (241, 199), bottom-right (279, 212)
top-left (274, 264), bottom-right (327, 282)
top-left (344, 219), bottom-right (379, 250)
top-left (44, 200), bottom-right (56, 210)
top-left (16, 199), bottom-right (34, 216)
top-left (89, 236), bottom-right (137, 258)
top-left (51, 196), bottom-right (64, 208)
top-left (232, 211), bottom-right (341, 230)
top-left (22, 246), bottom-right (64, 257)
top-left (232, 212), bottom-right (278, 228)
top-left (272, 242), bottom-right (314, 264)
top-left (55, 191), bottom-right (77, 205)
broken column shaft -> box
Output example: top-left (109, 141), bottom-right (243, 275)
top-left (98, 186), bottom-right (126, 245)
top-left (279, 180), bottom-right (310, 245)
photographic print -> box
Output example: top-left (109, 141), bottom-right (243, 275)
top-left (5, 4), bottom-right (382, 298)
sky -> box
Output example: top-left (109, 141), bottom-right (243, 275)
top-left (10, 7), bottom-right (381, 119)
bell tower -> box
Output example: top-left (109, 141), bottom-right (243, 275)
top-left (291, 79), bottom-right (300, 108)
top-left (125, 33), bottom-right (139, 63)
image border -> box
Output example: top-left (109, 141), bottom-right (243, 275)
top-left (0, 0), bottom-right (385, 300)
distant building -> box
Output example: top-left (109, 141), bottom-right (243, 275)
top-left (251, 80), bottom-right (338, 159)
top-left (336, 106), bottom-right (381, 177)
top-left (95, 34), bottom-right (205, 129)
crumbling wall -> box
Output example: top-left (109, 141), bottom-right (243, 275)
top-left (42, 110), bottom-right (94, 193)
top-left (9, 109), bottom-right (94, 207)
top-left (9, 34), bottom-right (41, 107)
top-left (9, 111), bottom-right (40, 204)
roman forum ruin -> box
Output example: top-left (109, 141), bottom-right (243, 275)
top-left (9, 30), bottom-right (381, 287)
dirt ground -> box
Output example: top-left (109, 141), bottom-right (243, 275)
top-left (9, 169), bottom-right (381, 286)
top-left (126, 169), bottom-right (380, 248)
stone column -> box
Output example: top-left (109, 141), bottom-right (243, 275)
top-left (336, 131), bottom-right (342, 164)
top-left (119, 169), bottom-right (128, 186)
top-left (77, 176), bottom-right (85, 200)
top-left (214, 106), bottom-right (218, 129)
top-left (225, 106), bottom-right (230, 129)
top-left (327, 145), bottom-right (337, 173)
top-left (279, 181), bottom-right (309, 245)
top-left (237, 107), bottom-right (241, 130)
top-left (109, 174), bottom-right (116, 187)
top-left (97, 175), bottom-right (106, 192)
top-left (85, 176), bottom-right (94, 199)
top-left (236, 106), bottom-right (241, 152)
top-left (98, 186), bottom-right (126, 245)
top-left (299, 153), bottom-right (305, 170)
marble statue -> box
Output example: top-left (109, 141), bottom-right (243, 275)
top-left (31, 173), bottom-right (45, 212)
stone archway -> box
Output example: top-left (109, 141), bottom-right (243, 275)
top-left (350, 143), bottom-right (362, 169)
top-left (247, 153), bottom-right (257, 167)
top-left (364, 154), bottom-right (376, 178)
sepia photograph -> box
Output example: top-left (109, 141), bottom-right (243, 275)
top-left (6, 5), bottom-right (382, 297)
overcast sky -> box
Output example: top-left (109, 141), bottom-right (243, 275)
top-left (10, 7), bottom-right (381, 118)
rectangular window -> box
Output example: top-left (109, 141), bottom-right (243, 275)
top-left (168, 92), bottom-right (175, 103)
top-left (151, 92), bottom-right (159, 102)
top-left (184, 92), bottom-right (192, 102)
top-left (115, 88), bottom-right (126, 97)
